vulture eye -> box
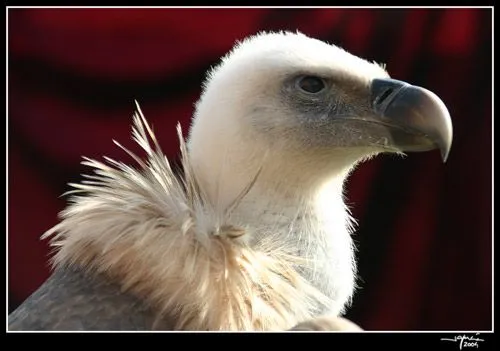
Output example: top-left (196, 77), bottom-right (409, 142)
top-left (296, 76), bottom-right (326, 94)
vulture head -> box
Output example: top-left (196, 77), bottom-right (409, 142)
top-left (38, 31), bottom-right (452, 331)
top-left (189, 31), bottom-right (451, 212)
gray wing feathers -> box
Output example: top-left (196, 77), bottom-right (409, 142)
top-left (8, 266), bottom-right (173, 331)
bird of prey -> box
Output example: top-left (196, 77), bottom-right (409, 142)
top-left (8, 31), bottom-right (452, 331)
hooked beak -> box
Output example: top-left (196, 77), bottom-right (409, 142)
top-left (370, 78), bottom-right (453, 162)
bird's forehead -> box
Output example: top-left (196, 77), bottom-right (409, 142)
top-left (224, 32), bottom-right (389, 83)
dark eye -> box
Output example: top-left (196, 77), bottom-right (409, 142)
top-left (296, 76), bottom-right (326, 94)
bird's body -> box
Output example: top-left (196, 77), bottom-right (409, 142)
top-left (8, 266), bottom-right (174, 330)
top-left (8, 31), bottom-right (452, 331)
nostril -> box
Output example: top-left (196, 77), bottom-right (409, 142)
top-left (376, 88), bottom-right (394, 105)
top-left (371, 79), bottom-right (408, 111)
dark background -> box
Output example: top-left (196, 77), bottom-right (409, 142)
top-left (7, 8), bottom-right (492, 331)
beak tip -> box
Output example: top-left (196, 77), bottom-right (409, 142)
top-left (437, 136), bottom-right (452, 163)
top-left (441, 150), bottom-right (449, 163)
top-left (439, 138), bottom-right (452, 163)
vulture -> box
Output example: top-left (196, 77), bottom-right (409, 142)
top-left (8, 31), bottom-right (452, 331)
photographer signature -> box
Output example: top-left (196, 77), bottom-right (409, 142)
top-left (441, 334), bottom-right (484, 349)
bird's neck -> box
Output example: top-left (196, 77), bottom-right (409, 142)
top-left (189, 149), bottom-right (358, 315)
top-left (231, 169), bottom-right (347, 229)
top-left (189, 141), bottom-right (355, 215)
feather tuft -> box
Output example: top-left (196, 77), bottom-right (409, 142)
top-left (42, 103), bottom-right (334, 331)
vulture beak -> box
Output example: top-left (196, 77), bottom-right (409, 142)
top-left (370, 78), bottom-right (453, 162)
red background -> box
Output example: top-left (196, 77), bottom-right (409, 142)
top-left (7, 8), bottom-right (492, 330)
